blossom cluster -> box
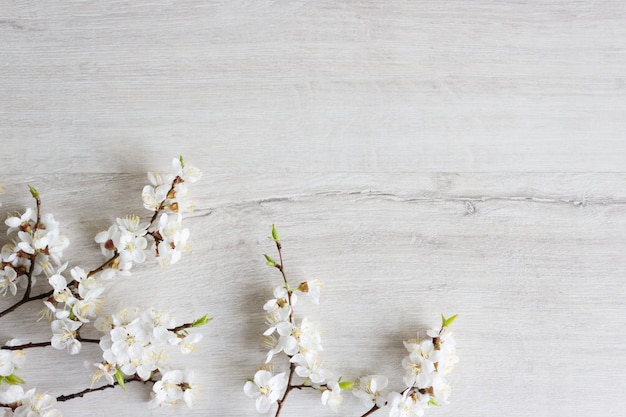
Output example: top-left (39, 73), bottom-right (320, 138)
top-left (0, 386), bottom-right (61, 417)
top-left (92, 306), bottom-right (205, 408)
top-left (0, 157), bottom-right (208, 416)
top-left (245, 277), bottom-right (335, 413)
top-left (1, 207), bottom-right (69, 297)
top-left (244, 226), bottom-right (459, 417)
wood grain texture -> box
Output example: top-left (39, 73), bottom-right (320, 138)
top-left (1, 1), bottom-right (625, 416)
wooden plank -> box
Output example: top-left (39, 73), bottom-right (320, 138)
top-left (1, 1), bottom-right (626, 174)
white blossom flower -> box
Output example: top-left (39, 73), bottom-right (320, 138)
top-left (5, 339), bottom-right (28, 348)
top-left (387, 391), bottom-right (429, 417)
top-left (51, 317), bottom-right (82, 355)
top-left (243, 370), bottom-right (288, 414)
top-left (47, 263), bottom-right (76, 307)
top-left (71, 283), bottom-right (105, 323)
top-left (97, 307), bottom-right (202, 383)
top-left (430, 376), bottom-right (452, 405)
top-left (5, 209), bottom-right (34, 235)
top-left (114, 230), bottom-right (147, 268)
top-left (116, 215), bottom-right (148, 237)
top-left (177, 332), bottom-right (203, 354)
top-left (13, 389), bottom-right (62, 417)
top-left (172, 157), bottom-right (202, 184)
top-left (101, 320), bottom-right (149, 374)
top-left (0, 350), bottom-right (24, 376)
top-left (0, 384), bottom-right (24, 406)
top-left (85, 361), bottom-right (116, 386)
top-left (0, 409), bottom-right (13, 417)
top-left (265, 321), bottom-right (299, 363)
top-left (353, 375), bottom-right (388, 407)
top-left (264, 286), bottom-right (295, 313)
top-left (427, 327), bottom-right (459, 375)
top-left (142, 171), bottom-right (173, 211)
top-left (321, 381), bottom-right (343, 413)
top-left (402, 340), bottom-right (436, 389)
top-left (0, 266), bottom-right (18, 296)
top-left (150, 369), bottom-right (196, 408)
top-left (94, 225), bottom-right (118, 258)
top-left (136, 348), bottom-right (170, 381)
top-left (7, 213), bottom-right (68, 278)
top-left (296, 318), bottom-right (323, 353)
top-left (153, 213), bottom-right (191, 267)
top-left (262, 288), bottom-right (291, 337)
top-left (298, 278), bottom-right (323, 304)
top-left (291, 351), bottom-right (331, 384)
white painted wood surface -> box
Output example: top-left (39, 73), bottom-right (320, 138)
top-left (1, 1), bottom-right (625, 416)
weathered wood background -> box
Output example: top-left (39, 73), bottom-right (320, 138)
top-left (1, 1), bottom-right (625, 416)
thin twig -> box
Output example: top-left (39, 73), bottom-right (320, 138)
top-left (273, 238), bottom-right (299, 417)
top-left (56, 378), bottom-right (145, 402)
top-left (360, 404), bottom-right (380, 417)
top-left (0, 341), bottom-right (51, 350)
top-left (23, 192), bottom-right (41, 299)
top-left (0, 336), bottom-right (99, 351)
top-left (0, 249), bottom-right (121, 319)
top-left (87, 252), bottom-right (119, 278)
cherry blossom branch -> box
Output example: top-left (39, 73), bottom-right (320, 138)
top-left (87, 252), bottom-right (120, 278)
top-left (1, 341), bottom-right (52, 350)
top-left (0, 336), bottom-right (100, 351)
top-left (271, 231), bottom-right (299, 417)
top-left (0, 252), bottom-right (119, 319)
top-left (0, 378), bottom-right (144, 410)
top-left (149, 175), bottom-right (182, 226)
top-left (0, 189), bottom-right (44, 318)
top-left (0, 157), bottom-right (205, 414)
top-left (23, 188), bottom-right (41, 300)
top-left (56, 377), bottom-right (146, 403)
top-left (0, 290), bottom-right (49, 318)
top-left (0, 170), bottom-right (173, 319)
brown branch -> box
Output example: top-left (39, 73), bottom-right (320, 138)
top-left (0, 251), bottom-right (121, 319)
top-left (170, 322), bottom-right (193, 333)
top-left (149, 175), bottom-right (183, 225)
top-left (56, 378), bottom-right (146, 403)
top-left (1, 341), bottom-right (51, 350)
top-left (78, 337), bottom-right (100, 344)
top-left (87, 252), bottom-right (119, 278)
top-left (0, 335), bottom-right (98, 351)
top-left (0, 297), bottom-right (32, 318)
top-left (361, 404), bottom-right (380, 417)
top-left (23, 192), bottom-right (41, 300)
top-left (274, 362), bottom-right (296, 417)
top-left (272, 237), bottom-right (300, 417)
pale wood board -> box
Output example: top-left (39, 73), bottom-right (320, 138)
top-left (1, 1), bottom-right (626, 417)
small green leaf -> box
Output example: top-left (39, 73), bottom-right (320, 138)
top-left (264, 254), bottom-right (276, 267)
top-left (246, 378), bottom-right (254, 383)
top-left (338, 381), bottom-right (355, 390)
top-left (4, 374), bottom-right (26, 385)
top-left (428, 397), bottom-right (441, 406)
top-left (114, 368), bottom-right (126, 390)
top-left (271, 224), bottom-right (280, 242)
top-left (192, 314), bottom-right (213, 327)
top-left (443, 314), bottom-right (458, 327)
top-left (28, 185), bottom-right (39, 199)
top-left (179, 155), bottom-right (185, 168)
